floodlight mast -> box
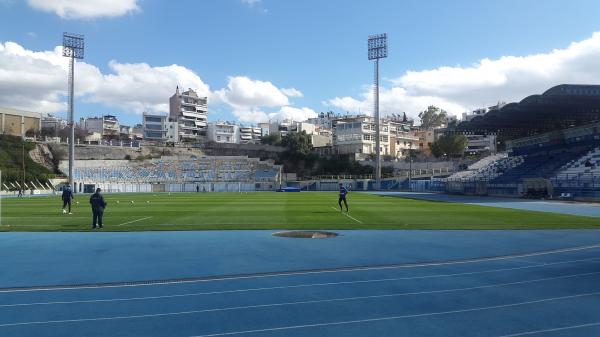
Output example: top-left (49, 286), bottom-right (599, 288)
top-left (368, 33), bottom-right (387, 189)
top-left (62, 33), bottom-right (84, 192)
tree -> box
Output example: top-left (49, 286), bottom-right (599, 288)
top-left (260, 133), bottom-right (281, 146)
top-left (280, 131), bottom-right (312, 156)
top-left (418, 106), bottom-right (448, 129)
top-left (430, 134), bottom-right (467, 158)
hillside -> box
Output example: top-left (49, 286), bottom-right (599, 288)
top-left (0, 135), bottom-right (54, 185)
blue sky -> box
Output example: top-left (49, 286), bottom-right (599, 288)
top-left (1, 0), bottom-right (600, 126)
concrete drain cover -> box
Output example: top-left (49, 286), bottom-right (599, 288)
top-left (273, 231), bottom-right (338, 239)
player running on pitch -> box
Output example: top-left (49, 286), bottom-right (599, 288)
top-left (338, 183), bottom-right (349, 212)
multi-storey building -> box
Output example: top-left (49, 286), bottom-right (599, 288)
top-left (333, 115), bottom-right (390, 158)
top-left (142, 113), bottom-right (168, 141)
top-left (207, 121), bottom-right (239, 144)
top-left (41, 114), bottom-right (67, 132)
top-left (388, 120), bottom-right (419, 158)
top-left (238, 126), bottom-right (262, 144)
top-left (169, 87), bottom-right (208, 142)
top-left (84, 115), bottom-right (120, 138)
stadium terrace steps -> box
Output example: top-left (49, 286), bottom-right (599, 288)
top-left (556, 147), bottom-right (600, 178)
top-left (60, 156), bottom-right (281, 183)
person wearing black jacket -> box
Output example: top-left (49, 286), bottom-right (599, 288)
top-left (89, 188), bottom-right (107, 229)
top-left (61, 185), bottom-right (74, 214)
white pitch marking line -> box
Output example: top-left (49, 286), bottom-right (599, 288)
top-left (2, 273), bottom-right (600, 328)
top-left (331, 207), bottom-right (363, 224)
top-left (1, 262), bottom-right (599, 309)
top-left (117, 216), bottom-right (152, 226)
top-left (500, 322), bottom-right (600, 336)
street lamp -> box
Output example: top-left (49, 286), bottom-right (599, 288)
top-left (62, 32), bottom-right (84, 192)
top-left (368, 33), bottom-right (387, 189)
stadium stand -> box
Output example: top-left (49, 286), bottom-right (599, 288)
top-left (445, 121), bottom-right (600, 200)
top-left (59, 156), bottom-right (282, 192)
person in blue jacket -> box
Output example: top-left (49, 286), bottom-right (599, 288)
top-left (338, 183), bottom-right (349, 212)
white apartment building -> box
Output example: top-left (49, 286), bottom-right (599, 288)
top-left (208, 121), bottom-right (239, 144)
top-left (334, 115), bottom-right (390, 158)
top-left (388, 121), bottom-right (419, 158)
top-left (239, 126), bottom-right (262, 143)
top-left (84, 115), bottom-right (120, 137)
top-left (169, 87), bottom-right (208, 142)
top-left (41, 114), bottom-right (67, 131)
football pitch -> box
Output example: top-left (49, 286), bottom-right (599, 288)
top-left (2, 192), bottom-right (600, 231)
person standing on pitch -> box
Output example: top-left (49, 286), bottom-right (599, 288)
top-left (338, 183), bottom-right (349, 212)
top-left (61, 185), bottom-right (74, 214)
top-left (89, 188), bottom-right (107, 229)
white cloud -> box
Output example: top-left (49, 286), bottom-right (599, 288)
top-left (0, 41), bottom-right (209, 115)
top-left (215, 76), bottom-right (289, 109)
top-left (27, 0), bottom-right (140, 19)
top-left (327, 32), bottom-right (600, 119)
top-left (281, 87), bottom-right (303, 97)
top-left (214, 77), bottom-right (315, 123)
top-left (268, 106), bottom-right (317, 122)
top-left (25, 32), bottom-right (37, 38)
top-left (232, 108), bottom-right (268, 123)
top-left (0, 41), bottom-right (311, 124)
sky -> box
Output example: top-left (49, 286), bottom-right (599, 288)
top-left (1, 0), bottom-right (600, 126)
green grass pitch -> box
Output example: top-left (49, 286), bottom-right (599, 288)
top-left (1, 192), bottom-right (599, 231)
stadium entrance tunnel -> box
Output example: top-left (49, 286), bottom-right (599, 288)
top-left (273, 231), bottom-right (338, 239)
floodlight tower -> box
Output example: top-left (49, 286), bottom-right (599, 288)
top-left (62, 33), bottom-right (84, 192)
top-left (368, 33), bottom-right (387, 189)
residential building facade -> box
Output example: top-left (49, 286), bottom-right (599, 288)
top-left (207, 121), bottom-right (239, 144)
top-left (84, 115), bottom-right (120, 138)
top-left (169, 87), bottom-right (208, 142)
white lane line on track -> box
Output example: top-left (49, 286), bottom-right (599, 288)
top-left (2, 257), bottom-right (598, 307)
top-left (330, 207), bottom-right (363, 224)
top-left (191, 291), bottom-right (600, 336)
top-left (1, 271), bottom-right (600, 328)
top-left (500, 322), bottom-right (600, 336)
top-left (2, 257), bottom-right (600, 308)
top-left (2, 244), bottom-right (600, 294)
top-left (117, 216), bottom-right (153, 226)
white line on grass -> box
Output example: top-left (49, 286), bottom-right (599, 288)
top-left (2, 286), bottom-right (600, 329)
top-left (1, 263), bottom-right (598, 308)
top-left (330, 207), bottom-right (363, 224)
top-left (501, 322), bottom-right (600, 336)
top-left (1, 247), bottom-right (600, 294)
top-left (117, 216), bottom-right (153, 226)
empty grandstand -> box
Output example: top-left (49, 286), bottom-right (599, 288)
top-left (446, 122), bottom-right (600, 199)
top-left (59, 156), bottom-right (282, 193)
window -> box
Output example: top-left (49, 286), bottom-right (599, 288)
top-left (217, 136), bottom-right (221, 141)
top-left (363, 134), bottom-right (370, 141)
top-left (145, 124), bottom-right (162, 130)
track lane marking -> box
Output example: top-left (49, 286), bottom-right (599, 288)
top-left (501, 322), bottom-right (600, 336)
top-left (1, 272), bottom-right (600, 328)
top-left (4, 257), bottom-right (599, 308)
top-left (1, 244), bottom-right (599, 293)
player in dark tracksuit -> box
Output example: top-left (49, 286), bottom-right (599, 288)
top-left (338, 183), bottom-right (349, 212)
top-left (89, 188), bottom-right (107, 229)
top-left (62, 185), bottom-right (74, 214)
